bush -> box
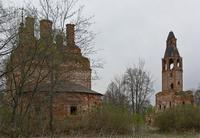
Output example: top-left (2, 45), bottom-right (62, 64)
top-left (78, 104), bottom-right (135, 135)
top-left (0, 104), bottom-right (145, 136)
top-left (0, 105), bottom-right (50, 137)
top-left (0, 105), bottom-right (11, 127)
top-left (155, 105), bottom-right (200, 132)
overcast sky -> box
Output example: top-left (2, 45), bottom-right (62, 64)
top-left (2, 0), bottom-right (200, 104)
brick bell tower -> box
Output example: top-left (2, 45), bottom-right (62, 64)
top-left (156, 31), bottom-right (193, 112)
top-left (162, 31), bottom-right (183, 93)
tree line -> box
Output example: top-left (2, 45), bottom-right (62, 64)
top-left (104, 59), bottom-right (154, 114)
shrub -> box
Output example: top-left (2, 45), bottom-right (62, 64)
top-left (0, 105), bottom-right (11, 128)
top-left (155, 105), bottom-right (200, 132)
top-left (0, 105), bottom-right (50, 137)
top-left (0, 103), bottom-right (146, 136)
top-left (79, 104), bottom-right (135, 135)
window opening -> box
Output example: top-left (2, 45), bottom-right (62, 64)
top-left (169, 59), bottom-right (174, 70)
top-left (170, 63), bottom-right (174, 70)
top-left (170, 83), bottom-right (174, 90)
top-left (70, 106), bottom-right (77, 115)
top-left (177, 59), bottom-right (181, 68)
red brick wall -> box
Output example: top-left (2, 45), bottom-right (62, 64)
top-left (22, 91), bottom-right (102, 119)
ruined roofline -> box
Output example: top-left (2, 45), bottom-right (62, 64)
top-left (66, 24), bottom-right (75, 47)
top-left (19, 16), bottom-right (78, 48)
top-left (167, 31), bottom-right (175, 41)
top-left (164, 31), bottom-right (180, 58)
top-left (22, 80), bottom-right (103, 96)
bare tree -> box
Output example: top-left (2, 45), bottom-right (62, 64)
top-left (23, 1), bottom-right (102, 133)
top-left (0, 0), bottom-right (102, 82)
top-left (104, 76), bottom-right (129, 108)
top-left (25, 0), bottom-right (103, 79)
top-left (4, 33), bottom-right (54, 136)
top-left (124, 60), bottom-right (154, 114)
top-left (0, 1), bottom-right (102, 136)
top-left (104, 60), bottom-right (154, 114)
top-left (0, 4), bottom-right (20, 76)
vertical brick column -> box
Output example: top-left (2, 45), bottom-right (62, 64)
top-left (66, 24), bottom-right (75, 47)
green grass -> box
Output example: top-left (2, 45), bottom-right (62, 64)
top-left (1, 131), bottom-right (199, 138)
top-left (39, 130), bottom-right (200, 138)
top-left (61, 133), bottom-right (200, 138)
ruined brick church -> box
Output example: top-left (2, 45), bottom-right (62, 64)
top-left (5, 17), bottom-right (102, 118)
top-left (155, 31), bottom-right (194, 111)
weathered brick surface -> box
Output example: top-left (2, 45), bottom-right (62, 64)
top-left (156, 32), bottom-right (193, 112)
top-left (22, 92), bottom-right (102, 119)
top-left (5, 17), bottom-right (102, 119)
top-left (156, 91), bottom-right (194, 112)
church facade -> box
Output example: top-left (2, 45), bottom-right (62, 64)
top-left (155, 32), bottom-right (194, 111)
top-left (5, 17), bottom-right (102, 119)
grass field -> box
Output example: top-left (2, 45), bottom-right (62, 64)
top-left (2, 131), bottom-right (199, 138)
top-left (54, 132), bottom-right (200, 138)
top-left (65, 134), bottom-right (199, 138)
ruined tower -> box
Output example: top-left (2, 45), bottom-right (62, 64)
top-left (162, 31), bottom-right (183, 93)
top-left (156, 31), bottom-right (193, 111)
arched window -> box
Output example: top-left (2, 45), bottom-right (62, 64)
top-left (177, 59), bottom-right (181, 68)
top-left (163, 60), bottom-right (167, 70)
top-left (159, 105), bottom-right (161, 110)
top-left (169, 59), bottom-right (174, 70)
top-left (170, 83), bottom-right (174, 90)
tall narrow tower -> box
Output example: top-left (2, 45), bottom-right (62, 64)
top-left (162, 31), bottom-right (183, 93)
top-left (156, 31), bottom-right (193, 112)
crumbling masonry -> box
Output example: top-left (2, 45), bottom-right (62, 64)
top-left (155, 31), bottom-right (194, 111)
top-left (5, 17), bottom-right (102, 119)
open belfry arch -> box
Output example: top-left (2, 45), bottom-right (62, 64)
top-left (156, 31), bottom-right (194, 111)
top-left (162, 31), bottom-right (183, 93)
